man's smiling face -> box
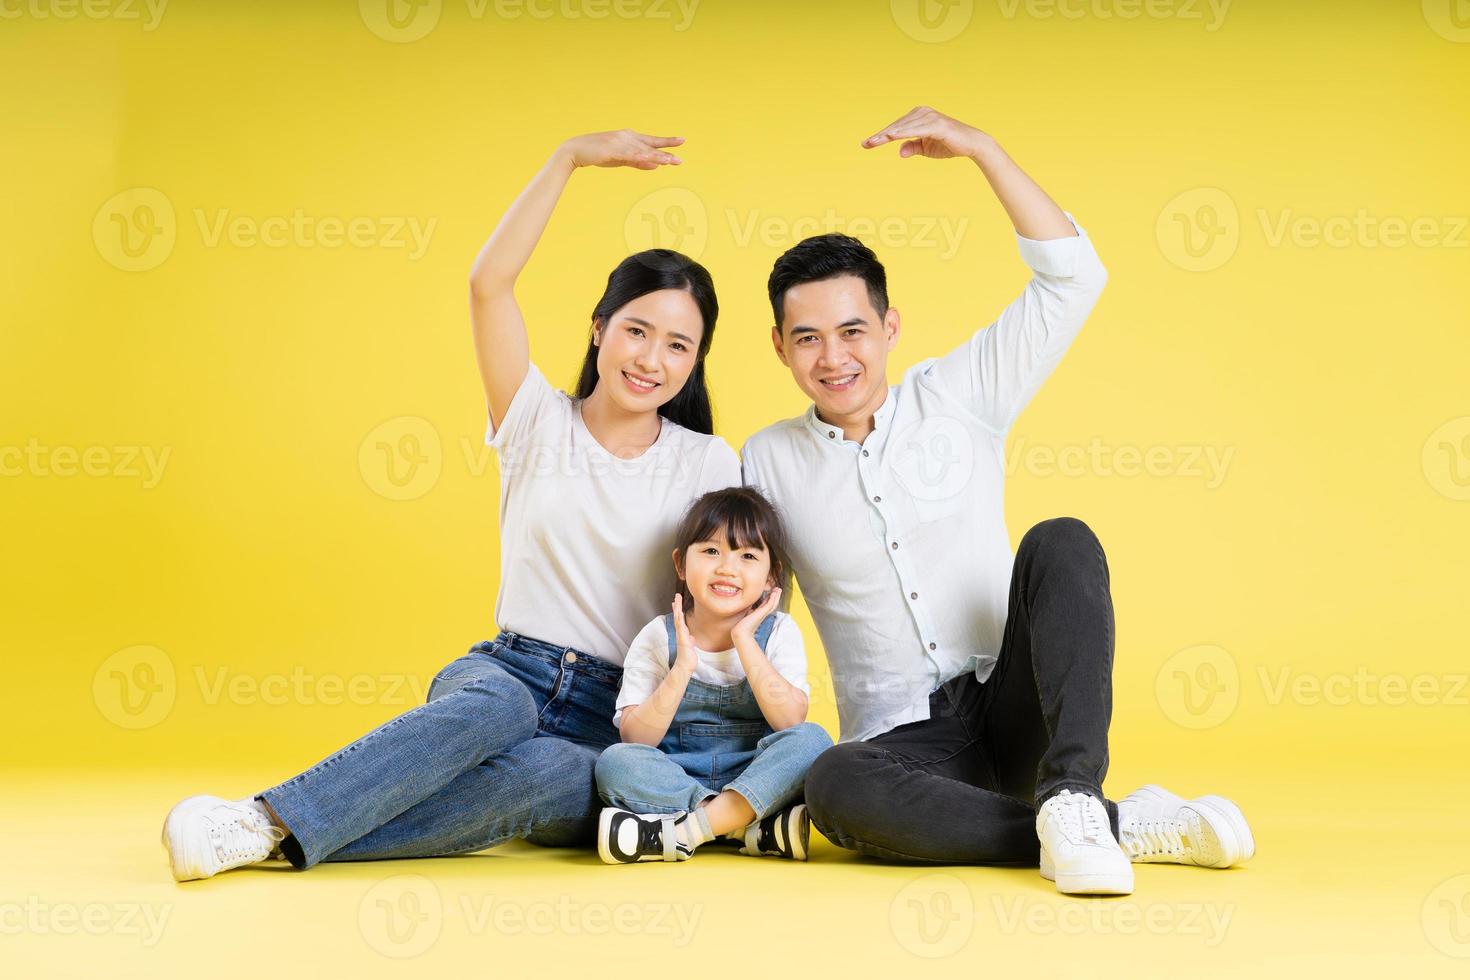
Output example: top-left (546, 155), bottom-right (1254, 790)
top-left (771, 274), bottom-right (900, 429)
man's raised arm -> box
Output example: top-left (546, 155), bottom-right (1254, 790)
top-left (863, 106), bottom-right (1107, 433)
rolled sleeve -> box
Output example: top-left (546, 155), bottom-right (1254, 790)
top-left (927, 211), bottom-right (1107, 432)
top-left (1016, 212), bottom-right (1108, 290)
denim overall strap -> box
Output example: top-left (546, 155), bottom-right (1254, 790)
top-left (662, 611), bottom-right (779, 666)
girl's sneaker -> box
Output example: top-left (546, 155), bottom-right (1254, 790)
top-left (738, 803), bottom-right (810, 860)
top-left (162, 795), bottom-right (285, 881)
top-left (597, 808), bottom-right (696, 864)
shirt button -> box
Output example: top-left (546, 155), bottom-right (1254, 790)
top-left (928, 643), bottom-right (937, 651)
top-left (827, 431), bottom-right (835, 439)
top-left (910, 592), bottom-right (918, 600)
top-left (563, 652), bottom-right (578, 664)
top-left (862, 450), bottom-right (870, 457)
top-left (891, 541), bottom-right (898, 550)
top-left (873, 495), bottom-right (882, 503)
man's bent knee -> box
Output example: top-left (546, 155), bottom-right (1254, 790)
top-left (1019, 516), bottom-right (1101, 562)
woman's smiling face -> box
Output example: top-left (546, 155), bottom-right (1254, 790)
top-left (594, 288), bottom-right (704, 414)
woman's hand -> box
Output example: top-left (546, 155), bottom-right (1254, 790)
top-left (671, 593), bottom-right (699, 675)
top-left (731, 587), bottom-right (781, 645)
top-left (560, 130), bottom-right (684, 171)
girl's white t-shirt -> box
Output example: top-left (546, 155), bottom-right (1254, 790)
top-left (486, 362), bottom-right (741, 665)
top-left (613, 611), bottom-right (810, 726)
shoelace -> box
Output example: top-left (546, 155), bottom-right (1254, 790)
top-left (752, 814), bottom-right (787, 856)
top-left (1049, 792), bottom-right (1107, 844)
top-left (210, 808), bottom-right (285, 863)
top-left (635, 817), bottom-right (667, 857)
top-left (1120, 816), bottom-right (1188, 860)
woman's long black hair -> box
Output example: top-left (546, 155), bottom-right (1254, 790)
top-left (573, 249), bottom-right (718, 435)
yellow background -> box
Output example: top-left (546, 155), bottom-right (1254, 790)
top-left (3, 0), bottom-right (1468, 976)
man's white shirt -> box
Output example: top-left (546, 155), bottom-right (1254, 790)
top-left (741, 214), bottom-right (1108, 742)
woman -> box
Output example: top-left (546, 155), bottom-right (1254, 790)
top-left (162, 129), bottom-right (742, 879)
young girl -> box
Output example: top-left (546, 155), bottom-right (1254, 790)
top-left (596, 487), bottom-right (833, 863)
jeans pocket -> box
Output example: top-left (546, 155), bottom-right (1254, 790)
top-left (427, 653), bottom-right (494, 699)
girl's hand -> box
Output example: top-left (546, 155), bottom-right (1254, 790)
top-left (561, 130), bottom-right (684, 171)
top-left (671, 594), bottom-right (699, 675)
top-left (731, 587), bottom-right (781, 644)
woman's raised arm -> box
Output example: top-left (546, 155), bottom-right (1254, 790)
top-left (468, 130), bottom-right (685, 427)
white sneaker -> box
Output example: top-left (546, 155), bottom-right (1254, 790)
top-left (597, 808), bottom-right (695, 864)
top-left (162, 795), bottom-right (285, 881)
top-left (1036, 789), bottom-right (1134, 895)
top-left (1118, 785), bottom-right (1255, 868)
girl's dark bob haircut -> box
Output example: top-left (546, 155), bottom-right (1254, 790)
top-left (670, 486), bottom-right (791, 615)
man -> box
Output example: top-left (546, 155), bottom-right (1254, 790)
top-left (741, 107), bottom-right (1254, 895)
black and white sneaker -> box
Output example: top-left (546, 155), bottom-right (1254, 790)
top-left (738, 803), bottom-right (810, 860)
top-left (597, 808), bottom-right (696, 864)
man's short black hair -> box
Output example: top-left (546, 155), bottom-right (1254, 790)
top-left (767, 234), bottom-right (889, 331)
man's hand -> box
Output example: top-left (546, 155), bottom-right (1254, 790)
top-left (862, 105), bottom-right (1074, 241)
top-left (671, 594), bottom-right (699, 676)
top-left (860, 106), bottom-right (993, 161)
top-left (731, 587), bottom-right (781, 645)
top-left (559, 129), bottom-right (684, 171)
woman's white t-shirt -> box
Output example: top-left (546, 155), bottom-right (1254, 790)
top-left (486, 362), bottom-right (741, 665)
top-left (613, 611), bottom-right (810, 726)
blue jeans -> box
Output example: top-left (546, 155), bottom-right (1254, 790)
top-left (260, 633), bottom-right (621, 869)
top-left (596, 721), bottom-right (832, 820)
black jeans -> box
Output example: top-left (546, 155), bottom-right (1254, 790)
top-left (805, 517), bottom-right (1118, 864)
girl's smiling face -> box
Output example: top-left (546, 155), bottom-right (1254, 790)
top-left (674, 531), bottom-right (775, 622)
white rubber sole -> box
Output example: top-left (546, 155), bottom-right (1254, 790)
top-left (596, 807), bottom-right (626, 865)
top-left (1189, 795), bottom-right (1256, 866)
top-left (786, 804), bottom-right (810, 861)
top-left (1039, 850), bottom-right (1135, 895)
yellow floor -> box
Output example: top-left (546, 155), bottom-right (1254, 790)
top-left (8, 758), bottom-right (1468, 979)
